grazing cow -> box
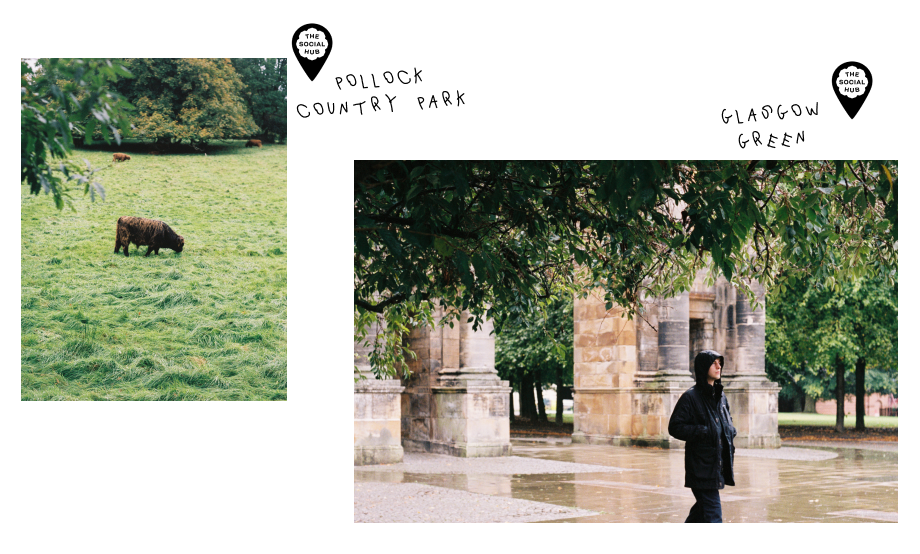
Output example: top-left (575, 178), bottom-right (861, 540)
top-left (245, 139), bottom-right (262, 148)
top-left (114, 216), bottom-right (185, 257)
top-left (113, 153), bottom-right (131, 162)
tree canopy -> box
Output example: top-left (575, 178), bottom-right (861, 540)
top-left (21, 58), bottom-right (134, 209)
top-left (766, 274), bottom-right (897, 430)
top-left (355, 160), bottom-right (897, 378)
top-left (113, 58), bottom-right (258, 146)
top-left (231, 58), bottom-right (287, 143)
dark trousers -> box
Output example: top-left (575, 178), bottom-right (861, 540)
top-left (685, 488), bottom-right (722, 523)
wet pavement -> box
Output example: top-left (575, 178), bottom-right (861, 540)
top-left (354, 439), bottom-right (897, 522)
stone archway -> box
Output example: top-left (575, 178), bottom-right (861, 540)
top-left (570, 272), bottom-right (780, 449)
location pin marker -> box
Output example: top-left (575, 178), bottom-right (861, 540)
top-left (292, 23), bottom-right (332, 81)
top-left (832, 61), bottom-right (872, 119)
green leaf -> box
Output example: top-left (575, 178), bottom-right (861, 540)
top-left (434, 237), bottom-right (454, 257)
top-left (776, 204), bottom-right (788, 221)
top-left (843, 186), bottom-right (859, 203)
top-left (407, 183), bottom-right (423, 200)
top-left (409, 165), bottom-right (426, 180)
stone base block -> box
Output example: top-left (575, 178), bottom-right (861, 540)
top-left (401, 383), bottom-right (512, 458)
top-left (402, 438), bottom-right (513, 457)
top-left (355, 376), bottom-right (405, 465)
top-left (570, 379), bottom-right (690, 448)
top-left (722, 376), bottom-right (781, 449)
top-left (571, 431), bottom-right (683, 449)
top-left (354, 445), bottom-right (404, 466)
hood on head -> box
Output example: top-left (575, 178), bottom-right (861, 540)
top-left (693, 350), bottom-right (725, 384)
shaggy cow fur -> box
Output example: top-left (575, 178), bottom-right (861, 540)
top-left (114, 216), bottom-right (185, 257)
top-left (113, 153), bottom-right (131, 162)
top-left (245, 139), bottom-right (262, 148)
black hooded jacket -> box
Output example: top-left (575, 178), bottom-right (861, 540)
top-left (668, 350), bottom-right (737, 489)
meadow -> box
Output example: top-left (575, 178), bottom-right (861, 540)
top-left (554, 412), bottom-right (897, 428)
top-left (21, 141), bottom-right (287, 400)
top-left (777, 412), bottom-right (898, 428)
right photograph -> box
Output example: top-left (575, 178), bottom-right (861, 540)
top-left (353, 160), bottom-right (898, 523)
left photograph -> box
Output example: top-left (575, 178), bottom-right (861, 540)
top-left (21, 58), bottom-right (287, 400)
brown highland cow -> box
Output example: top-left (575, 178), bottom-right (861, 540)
top-left (245, 139), bottom-right (262, 148)
top-left (114, 217), bottom-right (185, 257)
top-left (113, 153), bottom-right (131, 162)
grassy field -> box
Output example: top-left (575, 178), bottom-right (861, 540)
top-left (778, 412), bottom-right (898, 428)
top-left (552, 413), bottom-right (897, 428)
top-left (21, 141), bottom-right (286, 400)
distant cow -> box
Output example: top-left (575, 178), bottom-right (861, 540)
top-left (245, 139), bottom-right (262, 148)
top-left (113, 153), bottom-right (131, 162)
top-left (148, 150), bottom-right (161, 155)
top-left (114, 216), bottom-right (185, 257)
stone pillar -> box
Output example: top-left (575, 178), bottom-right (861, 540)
top-left (354, 320), bottom-right (405, 465)
top-left (570, 291), bottom-right (640, 447)
top-left (628, 291), bottom-right (696, 448)
top-left (731, 281), bottom-right (767, 376)
top-left (403, 309), bottom-right (512, 457)
top-left (656, 292), bottom-right (692, 381)
top-left (722, 281), bottom-right (781, 448)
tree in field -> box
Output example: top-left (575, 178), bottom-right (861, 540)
top-left (113, 58), bottom-right (258, 147)
top-left (495, 295), bottom-right (574, 424)
top-left (355, 160), bottom-right (897, 379)
top-left (231, 58), bottom-right (287, 143)
top-left (766, 275), bottom-right (897, 432)
top-left (21, 58), bottom-right (134, 209)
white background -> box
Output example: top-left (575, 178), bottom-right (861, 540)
top-left (6, 1), bottom-right (914, 551)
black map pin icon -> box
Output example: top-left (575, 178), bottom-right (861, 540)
top-left (832, 61), bottom-right (872, 119)
top-left (292, 23), bottom-right (332, 81)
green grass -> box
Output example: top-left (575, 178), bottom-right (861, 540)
top-left (554, 413), bottom-right (896, 428)
top-left (778, 412), bottom-right (897, 428)
top-left (21, 142), bottom-right (286, 400)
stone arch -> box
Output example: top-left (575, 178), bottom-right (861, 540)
top-left (571, 272), bottom-right (780, 449)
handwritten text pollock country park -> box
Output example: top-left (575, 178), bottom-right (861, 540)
top-left (296, 68), bottom-right (466, 117)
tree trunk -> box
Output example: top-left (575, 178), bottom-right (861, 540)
top-left (855, 357), bottom-right (866, 431)
top-left (555, 376), bottom-right (564, 425)
top-left (509, 384), bottom-right (515, 422)
top-left (520, 373), bottom-right (536, 421)
top-left (535, 378), bottom-right (546, 422)
top-left (835, 355), bottom-right (846, 434)
top-left (793, 392), bottom-right (804, 413)
top-left (804, 395), bottom-right (817, 413)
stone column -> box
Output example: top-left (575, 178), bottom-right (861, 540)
top-left (354, 319), bottom-right (405, 465)
top-left (721, 280), bottom-right (781, 448)
top-left (630, 291), bottom-right (695, 448)
top-left (655, 291), bottom-right (693, 381)
top-left (403, 309), bottom-right (511, 457)
top-left (731, 281), bottom-right (766, 376)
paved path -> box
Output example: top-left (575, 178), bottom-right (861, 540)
top-left (354, 439), bottom-right (897, 523)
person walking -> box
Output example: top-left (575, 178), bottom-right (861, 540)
top-left (668, 350), bottom-right (737, 523)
